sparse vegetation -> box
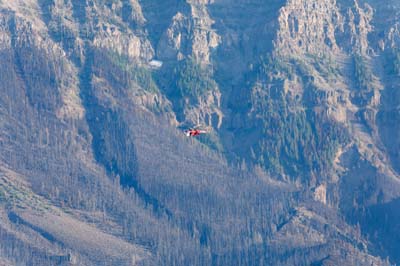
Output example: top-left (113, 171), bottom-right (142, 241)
top-left (309, 53), bottom-right (341, 80)
top-left (107, 51), bottom-right (159, 93)
top-left (173, 58), bottom-right (216, 98)
top-left (130, 66), bottom-right (159, 93)
top-left (259, 54), bottom-right (295, 79)
top-left (353, 54), bottom-right (373, 90)
top-left (384, 48), bottom-right (400, 75)
top-left (249, 84), bottom-right (348, 180)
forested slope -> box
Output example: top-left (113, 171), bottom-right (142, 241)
top-left (0, 0), bottom-right (399, 265)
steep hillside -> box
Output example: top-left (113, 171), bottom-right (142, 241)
top-left (0, 0), bottom-right (399, 265)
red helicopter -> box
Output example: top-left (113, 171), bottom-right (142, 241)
top-left (184, 125), bottom-right (210, 137)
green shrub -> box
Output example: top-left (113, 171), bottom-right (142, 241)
top-left (174, 58), bottom-right (216, 98)
top-left (251, 84), bottom-right (348, 179)
top-left (385, 48), bottom-right (400, 75)
top-left (107, 51), bottom-right (159, 93)
top-left (353, 54), bottom-right (372, 90)
top-left (130, 66), bottom-right (159, 93)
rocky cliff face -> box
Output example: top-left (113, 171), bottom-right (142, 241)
top-left (246, 1), bottom-right (400, 262)
top-left (0, 0), bottom-right (399, 265)
top-left (214, 0), bottom-right (400, 262)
